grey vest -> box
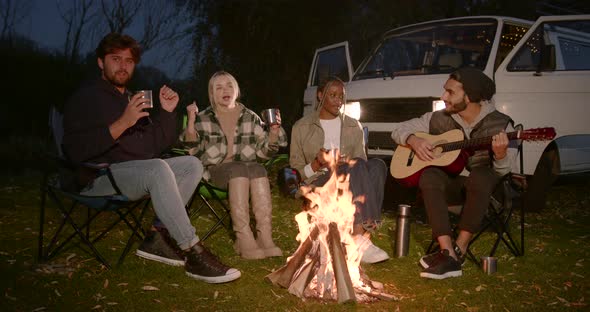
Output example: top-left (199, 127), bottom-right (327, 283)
top-left (429, 110), bottom-right (512, 170)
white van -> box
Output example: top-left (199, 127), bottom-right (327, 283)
top-left (303, 15), bottom-right (590, 181)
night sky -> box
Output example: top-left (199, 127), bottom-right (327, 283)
top-left (15, 0), bottom-right (191, 79)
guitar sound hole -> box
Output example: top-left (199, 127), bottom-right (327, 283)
top-left (432, 146), bottom-right (443, 158)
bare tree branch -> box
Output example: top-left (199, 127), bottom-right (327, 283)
top-left (57, 0), bottom-right (99, 64)
top-left (100, 0), bottom-right (141, 34)
top-left (0, 0), bottom-right (32, 40)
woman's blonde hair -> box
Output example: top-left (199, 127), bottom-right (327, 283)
top-left (208, 71), bottom-right (241, 110)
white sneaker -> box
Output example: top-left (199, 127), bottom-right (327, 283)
top-left (355, 235), bottom-right (390, 264)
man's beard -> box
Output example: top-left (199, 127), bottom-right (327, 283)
top-left (445, 100), bottom-right (467, 114)
top-left (105, 70), bottom-right (131, 87)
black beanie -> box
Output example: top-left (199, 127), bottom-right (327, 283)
top-left (450, 68), bottom-right (496, 102)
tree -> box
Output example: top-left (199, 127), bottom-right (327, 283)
top-left (0, 0), bottom-right (32, 43)
top-left (57, 0), bottom-right (99, 65)
top-left (99, 0), bottom-right (196, 71)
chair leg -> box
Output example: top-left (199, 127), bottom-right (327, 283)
top-left (38, 183), bottom-right (48, 262)
top-left (117, 200), bottom-right (150, 266)
top-left (49, 192), bottom-right (112, 268)
top-left (199, 193), bottom-right (232, 241)
top-left (520, 194), bottom-right (525, 256)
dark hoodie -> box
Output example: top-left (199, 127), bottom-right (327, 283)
top-left (63, 78), bottom-right (177, 164)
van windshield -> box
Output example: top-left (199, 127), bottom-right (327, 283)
top-left (353, 19), bottom-right (498, 80)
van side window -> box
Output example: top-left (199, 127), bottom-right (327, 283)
top-left (312, 46), bottom-right (350, 86)
top-left (495, 23), bottom-right (530, 70)
top-left (508, 20), bottom-right (590, 71)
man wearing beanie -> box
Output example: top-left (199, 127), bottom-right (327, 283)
top-left (390, 68), bottom-right (518, 279)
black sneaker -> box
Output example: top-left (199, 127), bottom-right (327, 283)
top-left (184, 242), bottom-right (241, 283)
top-left (420, 244), bottom-right (465, 269)
top-left (136, 228), bottom-right (185, 266)
top-left (419, 249), bottom-right (462, 280)
top-left (419, 250), bottom-right (444, 269)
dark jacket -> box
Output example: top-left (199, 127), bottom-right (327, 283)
top-left (429, 110), bottom-right (512, 170)
top-left (63, 78), bottom-right (177, 164)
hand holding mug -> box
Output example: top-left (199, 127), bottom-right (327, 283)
top-left (261, 108), bottom-right (281, 126)
top-left (122, 92), bottom-right (150, 127)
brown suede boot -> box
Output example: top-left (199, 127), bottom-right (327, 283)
top-left (251, 177), bottom-right (282, 257)
top-left (229, 177), bottom-right (265, 259)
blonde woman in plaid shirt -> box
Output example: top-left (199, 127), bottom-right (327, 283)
top-left (184, 71), bottom-right (288, 259)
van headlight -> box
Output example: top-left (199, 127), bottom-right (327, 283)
top-left (341, 101), bottom-right (361, 120)
top-left (432, 100), bottom-right (445, 111)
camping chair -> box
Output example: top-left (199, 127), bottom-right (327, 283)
top-left (186, 181), bottom-right (232, 241)
top-left (426, 124), bottom-right (527, 265)
top-left (181, 152), bottom-right (289, 241)
top-left (167, 146), bottom-right (232, 241)
top-left (38, 107), bottom-right (150, 268)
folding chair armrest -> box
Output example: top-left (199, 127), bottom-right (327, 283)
top-left (46, 153), bottom-right (124, 195)
top-left (263, 153), bottom-right (289, 169)
top-left (508, 173), bottom-right (528, 192)
top-left (80, 162), bottom-right (110, 170)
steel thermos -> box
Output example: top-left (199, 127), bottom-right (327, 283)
top-left (394, 204), bottom-right (411, 257)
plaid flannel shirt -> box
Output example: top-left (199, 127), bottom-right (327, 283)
top-left (190, 103), bottom-right (288, 180)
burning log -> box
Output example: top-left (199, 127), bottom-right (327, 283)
top-left (287, 244), bottom-right (320, 297)
top-left (265, 226), bottom-right (319, 288)
top-left (327, 222), bottom-right (356, 303)
top-left (267, 149), bottom-right (397, 303)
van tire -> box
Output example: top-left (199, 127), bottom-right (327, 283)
top-left (524, 147), bottom-right (559, 212)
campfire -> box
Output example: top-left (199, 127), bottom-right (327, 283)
top-left (266, 151), bottom-right (396, 303)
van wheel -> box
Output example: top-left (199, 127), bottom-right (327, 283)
top-left (524, 147), bottom-right (559, 212)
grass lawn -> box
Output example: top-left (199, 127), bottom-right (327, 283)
top-left (0, 169), bottom-right (588, 311)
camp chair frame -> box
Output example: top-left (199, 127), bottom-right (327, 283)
top-left (38, 107), bottom-right (150, 268)
top-left (426, 124), bottom-right (527, 265)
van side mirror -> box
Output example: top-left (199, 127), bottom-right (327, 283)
top-left (538, 44), bottom-right (556, 72)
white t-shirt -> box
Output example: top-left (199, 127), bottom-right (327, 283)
top-left (320, 118), bottom-right (342, 150)
top-left (304, 117), bottom-right (342, 178)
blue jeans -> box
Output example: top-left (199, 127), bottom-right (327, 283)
top-left (312, 157), bottom-right (387, 229)
top-left (81, 156), bottom-right (203, 250)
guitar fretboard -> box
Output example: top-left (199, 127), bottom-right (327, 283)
top-left (439, 131), bottom-right (520, 152)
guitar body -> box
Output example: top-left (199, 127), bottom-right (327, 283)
top-left (389, 126), bottom-right (556, 187)
top-left (390, 129), bottom-right (465, 187)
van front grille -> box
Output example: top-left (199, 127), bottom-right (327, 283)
top-left (358, 97), bottom-right (436, 151)
top-left (358, 97), bottom-right (436, 123)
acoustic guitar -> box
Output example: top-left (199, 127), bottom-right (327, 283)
top-left (390, 127), bottom-right (556, 187)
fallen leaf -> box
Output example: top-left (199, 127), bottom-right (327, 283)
top-left (91, 305), bottom-right (102, 310)
top-left (103, 279), bottom-right (109, 289)
top-left (66, 254), bottom-right (76, 263)
top-left (571, 272), bottom-right (585, 278)
top-left (142, 286), bottom-right (159, 291)
top-left (214, 291), bottom-right (219, 300)
top-left (117, 283), bottom-right (128, 287)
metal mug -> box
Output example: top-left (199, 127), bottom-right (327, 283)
top-left (137, 90), bottom-right (153, 108)
top-left (481, 256), bottom-right (497, 274)
top-left (261, 108), bottom-right (280, 126)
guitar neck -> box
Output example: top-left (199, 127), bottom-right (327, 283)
top-left (440, 131), bottom-right (519, 152)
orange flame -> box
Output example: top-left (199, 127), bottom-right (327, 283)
top-left (293, 149), bottom-right (371, 299)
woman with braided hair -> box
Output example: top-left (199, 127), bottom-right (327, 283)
top-left (290, 76), bottom-right (389, 264)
